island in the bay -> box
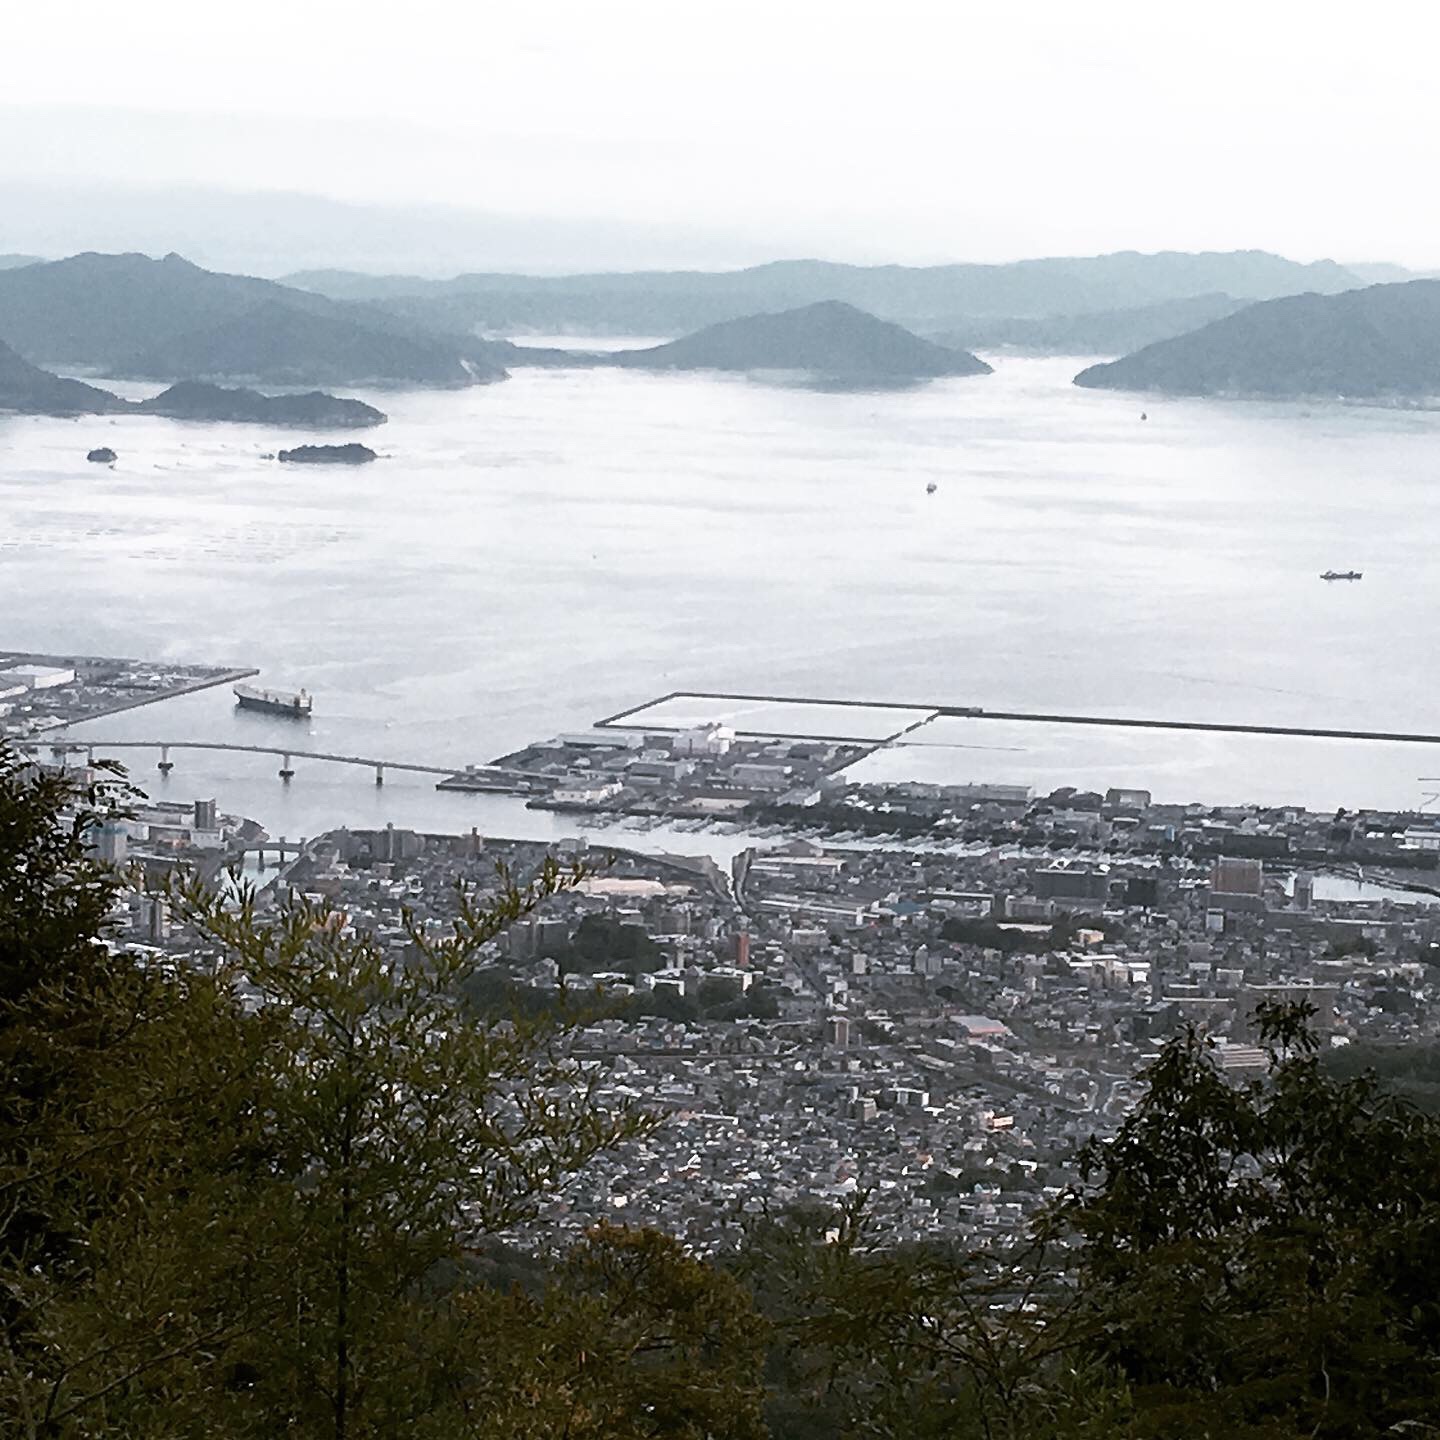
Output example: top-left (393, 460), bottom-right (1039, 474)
top-left (276, 442), bottom-right (377, 464)
top-left (0, 342), bottom-right (386, 429)
top-left (1074, 279), bottom-right (1440, 399)
top-left (604, 300), bottom-right (991, 383)
top-left (136, 381), bottom-right (385, 428)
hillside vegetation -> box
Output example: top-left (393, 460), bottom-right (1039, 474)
top-left (0, 251), bottom-right (506, 387)
top-left (1075, 279), bottom-right (1440, 398)
top-left (608, 300), bottom-right (991, 382)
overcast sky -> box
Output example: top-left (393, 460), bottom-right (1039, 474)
top-left (5, 0), bottom-right (1437, 267)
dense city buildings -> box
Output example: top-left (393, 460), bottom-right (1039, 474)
top-left (79, 752), bottom-right (1440, 1254)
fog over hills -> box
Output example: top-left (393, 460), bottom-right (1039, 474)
top-left (287, 250), bottom-right (1366, 342)
top-left (0, 179), bottom-right (769, 278)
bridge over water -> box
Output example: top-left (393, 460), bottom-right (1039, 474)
top-left (26, 739), bottom-right (528, 788)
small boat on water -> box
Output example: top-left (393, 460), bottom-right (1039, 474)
top-left (234, 684), bottom-right (312, 717)
top-left (926, 481), bottom-right (938, 494)
top-left (1320, 570), bottom-right (1363, 582)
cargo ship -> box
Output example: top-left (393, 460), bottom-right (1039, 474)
top-left (1320, 570), bottom-right (1363, 582)
top-left (234, 684), bottom-right (312, 718)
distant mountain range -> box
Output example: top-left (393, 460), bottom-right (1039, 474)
top-left (0, 252), bottom-right (504, 387)
top-left (1074, 280), bottom-right (1440, 398)
top-left (0, 251), bottom-right (986, 404)
top-left (930, 292), bottom-right (1249, 356)
top-left (286, 250), bottom-right (1364, 340)
top-left (601, 301), bottom-right (989, 382)
top-left (12, 245), bottom-right (1440, 409)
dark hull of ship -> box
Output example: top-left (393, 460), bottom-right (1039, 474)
top-left (235, 693), bottom-right (311, 718)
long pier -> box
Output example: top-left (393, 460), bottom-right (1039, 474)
top-left (596, 689), bottom-right (1440, 748)
top-left (957, 709), bottom-right (1440, 746)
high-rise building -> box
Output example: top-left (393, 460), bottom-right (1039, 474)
top-left (729, 930), bottom-right (750, 968)
top-left (1211, 857), bottom-right (1264, 896)
top-left (502, 920), bottom-right (538, 961)
top-left (1209, 857), bottom-right (1266, 914)
top-left (143, 896), bottom-right (171, 941)
top-left (1125, 875), bottom-right (1161, 908)
top-left (1292, 872), bottom-right (1315, 911)
top-left (91, 818), bottom-right (128, 864)
top-left (375, 824), bottom-right (422, 862)
top-left (194, 798), bottom-right (218, 831)
top-left (827, 1015), bottom-right (852, 1048)
top-left (1033, 868), bottom-right (1110, 903)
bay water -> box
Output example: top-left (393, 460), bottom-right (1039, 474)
top-left (3, 354), bottom-right (1438, 842)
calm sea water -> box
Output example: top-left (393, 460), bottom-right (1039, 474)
top-left (4, 354), bottom-right (1440, 840)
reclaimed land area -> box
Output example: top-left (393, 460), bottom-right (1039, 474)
top-left (0, 650), bottom-right (257, 738)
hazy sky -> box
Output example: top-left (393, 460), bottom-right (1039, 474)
top-left (5, 0), bottom-right (1438, 266)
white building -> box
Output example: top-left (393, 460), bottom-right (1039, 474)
top-left (553, 777), bottom-right (625, 806)
top-left (0, 664), bottom-right (76, 690)
top-left (673, 722), bottom-right (735, 757)
top-left (555, 731), bottom-right (643, 751)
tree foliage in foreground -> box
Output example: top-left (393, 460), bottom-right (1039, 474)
top-left (754, 1003), bottom-right (1440, 1439)
top-left (0, 750), bottom-right (755, 1438)
top-left (10, 747), bottom-right (1440, 1438)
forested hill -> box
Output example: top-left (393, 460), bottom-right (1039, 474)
top-left (608, 301), bottom-right (991, 381)
top-left (0, 251), bottom-right (506, 387)
top-left (1074, 279), bottom-right (1440, 398)
top-left (0, 335), bottom-right (127, 414)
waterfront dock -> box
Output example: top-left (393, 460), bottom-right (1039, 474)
top-left (0, 649), bottom-right (259, 737)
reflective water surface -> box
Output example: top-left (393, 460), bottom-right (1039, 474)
top-left (4, 355), bottom-right (1438, 834)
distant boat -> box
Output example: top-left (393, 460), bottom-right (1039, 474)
top-left (1140, 412), bottom-right (1147, 421)
top-left (1320, 570), bottom-right (1363, 582)
top-left (234, 684), bottom-right (312, 717)
top-left (926, 481), bottom-right (938, 495)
